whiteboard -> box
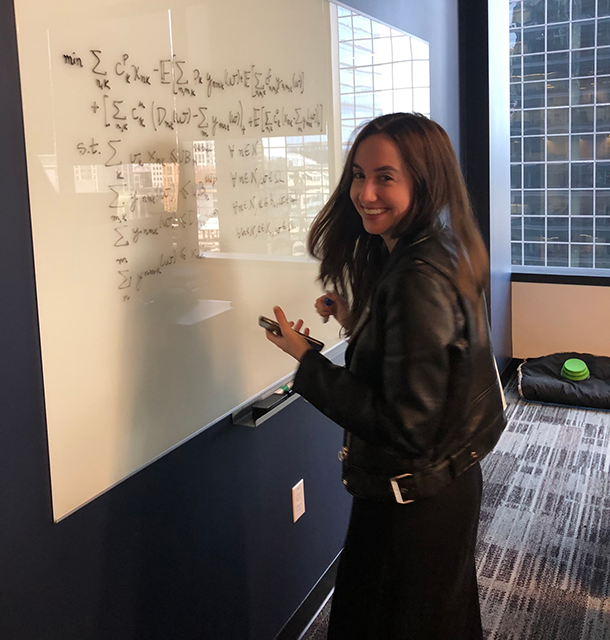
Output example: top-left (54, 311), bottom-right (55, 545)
top-left (14, 0), bottom-right (341, 519)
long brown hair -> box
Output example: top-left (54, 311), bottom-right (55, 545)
top-left (307, 112), bottom-right (489, 335)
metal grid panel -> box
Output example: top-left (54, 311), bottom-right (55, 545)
top-left (336, 5), bottom-right (430, 157)
top-left (510, 0), bottom-right (610, 271)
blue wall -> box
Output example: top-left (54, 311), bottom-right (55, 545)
top-left (0, 1), bottom-right (462, 638)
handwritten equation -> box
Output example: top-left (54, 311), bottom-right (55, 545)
top-left (65, 51), bottom-right (305, 97)
top-left (63, 47), bottom-right (329, 300)
top-left (79, 98), bottom-right (323, 137)
top-left (64, 50), bottom-right (322, 136)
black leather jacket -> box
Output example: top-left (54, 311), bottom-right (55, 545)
top-left (293, 227), bottom-right (507, 504)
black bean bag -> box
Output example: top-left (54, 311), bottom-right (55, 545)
top-left (518, 352), bottom-right (610, 410)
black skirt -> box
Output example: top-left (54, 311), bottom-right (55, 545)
top-left (327, 463), bottom-right (483, 640)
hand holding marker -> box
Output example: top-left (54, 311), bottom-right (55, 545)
top-left (314, 292), bottom-right (347, 326)
top-left (322, 296), bottom-right (334, 323)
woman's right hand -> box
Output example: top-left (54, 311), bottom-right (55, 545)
top-left (314, 292), bottom-right (349, 327)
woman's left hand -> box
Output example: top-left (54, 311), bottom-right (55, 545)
top-left (265, 306), bottom-right (312, 362)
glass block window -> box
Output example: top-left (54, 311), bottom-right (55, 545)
top-left (336, 5), bottom-right (430, 155)
top-left (510, 0), bottom-right (610, 272)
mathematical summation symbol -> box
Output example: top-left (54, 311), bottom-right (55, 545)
top-left (90, 49), bottom-right (151, 87)
top-left (118, 270), bottom-right (132, 290)
top-left (114, 227), bottom-right (129, 248)
top-left (90, 95), bottom-right (131, 129)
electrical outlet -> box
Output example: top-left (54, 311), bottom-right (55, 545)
top-left (292, 479), bottom-right (306, 522)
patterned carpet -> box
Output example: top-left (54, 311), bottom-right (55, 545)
top-left (301, 375), bottom-right (610, 640)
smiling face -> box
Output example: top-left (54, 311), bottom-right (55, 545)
top-left (349, 134), bottom-right (414, 251)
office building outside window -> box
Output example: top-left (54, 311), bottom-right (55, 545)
top-left (510, 0), bottom-right (610, 272)
top-left (334, 5), bottom-right (430, 155)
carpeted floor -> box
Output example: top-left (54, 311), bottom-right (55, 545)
top-left (301, 375), bottom-right (610, 639)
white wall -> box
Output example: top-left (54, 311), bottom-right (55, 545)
top-left (512, 282), bottom-right (610, 358)
top-left (488, 0), bottom-right (512, 371)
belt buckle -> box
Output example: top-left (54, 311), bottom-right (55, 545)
top-left (390, 472), bottom-right (415, 504)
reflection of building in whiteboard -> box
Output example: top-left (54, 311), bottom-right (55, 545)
top-left (150, 164), bottom-right (164, 189)
top-left (193, 140), bottom-right (219, 253)
top-left (193, 140), bottom-right (216, 166)
top-left (162, 162), bottom-right (179, 213)
top-left (198, 216), bottom-right (220, 253)
top-left (73, 162), bottom-right (100, 193)
top-left (197, 134), bottom-right (330, 258)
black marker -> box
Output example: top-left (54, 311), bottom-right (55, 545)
top-left (322, 296), bottom-right (334, 324)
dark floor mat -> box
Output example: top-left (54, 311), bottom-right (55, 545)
top-left (518, 352), bottom-right (610, 410)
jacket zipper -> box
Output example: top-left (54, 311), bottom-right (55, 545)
top-left (338, 432), bottom-right (351, 462)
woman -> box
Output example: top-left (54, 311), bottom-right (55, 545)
top-left (265, 113), bottom-right (506, 639)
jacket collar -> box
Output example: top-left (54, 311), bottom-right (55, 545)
top-left (346, 227), bottom-right (455, 363)
top-left (347, 225), bottom-right (456, 352)
top-left (381, 224), bottom-right (459, 283)
top-left (380, 225), bottom-right (440, 277)
top-left (348, 229), bottom-right (435, 349)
